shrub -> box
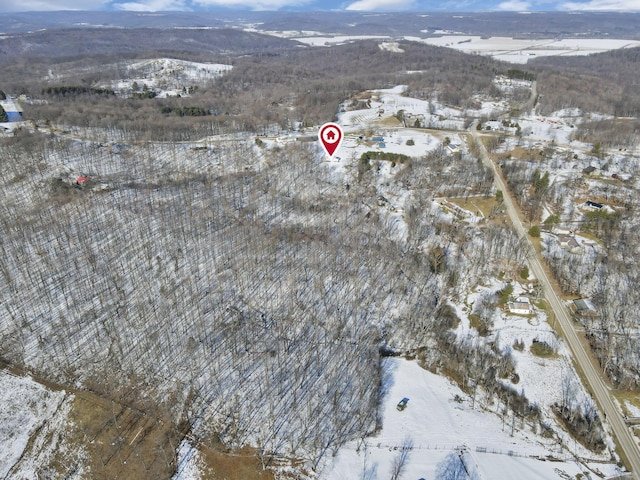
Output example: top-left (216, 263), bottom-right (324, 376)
top-left (543, 214), bottom-right (560, 226)
top-left (497, 283), bottom-right (513, 305)
top-left (359, 151), bottom-right (410, 164)
top-left (512, 338), bottom-right (525, 351)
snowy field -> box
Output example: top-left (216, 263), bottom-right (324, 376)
top-left (406, 36), bottom-right (640, 64)
top-left (320, 358), bottom-right (623, 480)
top-left (291, 35), bottom-right (389, 46)
top-left (275, 31), bottom-right (640, 63)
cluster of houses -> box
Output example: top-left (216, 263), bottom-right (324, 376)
top-left (506, 294), bottom-right (598, 319)
top-left (546, 199), bottom-right (611, 255)
top-left (583, 165), bottom-right (630, 182)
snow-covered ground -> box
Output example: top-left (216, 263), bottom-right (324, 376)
top-left (6, 62), bottom-right (634, 478)
top-left (104, 58), bottom-right (232, 98)
top-left (0, 371), bottom-right (67, 478)
top-left (172, 440), bottom-right (205, 480)
top-left (338, 85), bottom-right (504, 131)
top-left (312, 83), bottom-right (623, 480)
top-left (411, 36), bottom-right (640, 64)
top-left (267, 30), bottom-right (640, 63)
top-left (320, 358), bottom-right (623, 480)
top-left (309, 85), bottom-right (448, 241)
top-left (292, 35), bottom-right (389, 46)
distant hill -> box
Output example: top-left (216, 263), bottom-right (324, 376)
top-left (531, 44), bottom-right (640, 75)
top-left (0, 27), bottom-right (302, 63)
top-left (0, 11), bottom-right (639, 39)
top-left (530, 46), bottom-right (640, 117)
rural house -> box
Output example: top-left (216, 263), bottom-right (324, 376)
top-left (508, 297), bottom-right (533, 315)
top-left (559, 237), bottom-right (584, 254)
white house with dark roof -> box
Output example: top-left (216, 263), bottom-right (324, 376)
top-left (508, 296), bottom-right (533, 315)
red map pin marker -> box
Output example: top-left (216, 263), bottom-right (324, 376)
top-left (319, 122), bottom-right (343, 158)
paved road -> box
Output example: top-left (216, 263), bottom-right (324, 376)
top-left (470, 124), bottom-right (640, 479)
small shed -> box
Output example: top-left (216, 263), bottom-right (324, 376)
top-left (552, 226), bottom-right (572, 236)
top-left (573, 298), bottom-right (598, 317)
top-left (447, 144), bottom-right (460, 154)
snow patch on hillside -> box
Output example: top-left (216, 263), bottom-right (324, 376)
top-left (171, 440), bottom-right (205, 480)
top-left (0, 371), bottom-right (66, 478)
top-left (107, 58), bottom-right (232, 98)
top-left (320, 358), bottom-right (623, 480)
top-left (291, 35), bottom-right (389, 46)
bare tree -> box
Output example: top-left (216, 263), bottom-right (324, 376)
top-left (435, 452), bottom-right (469, 480)
top-left (389, 436), bottom-right (413, 480)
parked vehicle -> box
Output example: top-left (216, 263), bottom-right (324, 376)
top-left (396, 397), bottom-right (409, 411)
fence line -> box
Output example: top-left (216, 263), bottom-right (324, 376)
top-left (362, 440), bottom-right (574, 462)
